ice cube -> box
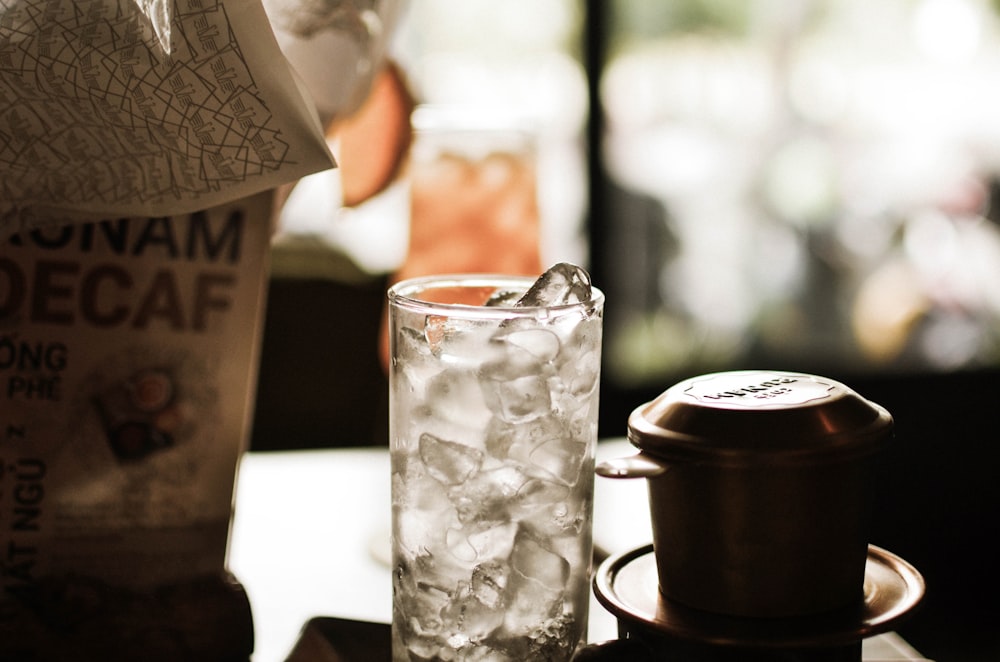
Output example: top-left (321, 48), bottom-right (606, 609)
top-left (393, 552), bottom-right (453, 638)
top-left (493, 327), bottom-right (561, 363)
top-left (402, 634), bottom-right (442, 661)
top-left (484, 417), bottom-right (518, 460)
top-left (553, 334), bottom-right (603, 419)
top-left (505, 612), bottom-right (575, 661)
top-left (425, 314), bottom-right (502, 367)
top-left (418, 367), bottom-right (493, 442)
top-left (395, 325), bottom-right (433, 366)
top-left (479, 359), bottom-right (555, 425)
top-left (502, 527), bottom-right (569, 635)
top-left (484, 414), bottom-right (555, 462)
top-left (393, 470), bottom-right (460, 554)
top-left (557, 347), bottom-right (600, 402)
top-left (423, 314), bottom-right (450, 353)
top-left (511, 527), bottom-right (569, 591)
top-left (448, 464), bottom-right (528, 526)
top-left (479, 326), bottom-right (563, 424)
top-left (408, 413), bottom-right (486, 458)
top-left (404, 366), bottom-right (490, 452)
top-left (484, 288), bottom-right (523, 307)
top-left (399, 543), bottom-right (470, 594)
top-left (516, 263), bottom-right (592, 307)
top-left (446, 521), bottom-right (518, 564)
top-left (509, 475), bottom-right (573, 527)
top-left (479, 371), bottom-right (552, 424)
top-left (420, 433), bottom-right (484, 486)
top-left (458, 645), bottom-right (514, 661)
top-left (393, 326), bottom-right (438, 407)
top-left (440, 560), bottom-right (509, 643)
top-left (529, 438), bottom-right (589, 487)
top-left (499, 414), bottom-right (588, 486)
top-left (470, 560), bottom-right (509, 609)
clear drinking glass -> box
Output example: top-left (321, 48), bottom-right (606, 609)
top-left (388, 272), bottom-right (604, 661)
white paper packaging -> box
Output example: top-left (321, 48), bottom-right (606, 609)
top-left (0, 192), bottom-right (272, 658)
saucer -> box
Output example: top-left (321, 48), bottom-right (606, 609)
top-left (593, 544), bottom-right (925, 649)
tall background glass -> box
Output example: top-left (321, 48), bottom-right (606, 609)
top-left (388, 274), bottom-right (603, 661)
top-left (397, 106), bottom-right (544, 282)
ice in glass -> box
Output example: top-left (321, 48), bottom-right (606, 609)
top-left (389, 264), bottom-right (603, 661)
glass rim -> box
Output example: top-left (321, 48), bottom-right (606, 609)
top-left (387, 273), bottom-right (605, 317)
top-left (411, 104), bottom-right (537, 136)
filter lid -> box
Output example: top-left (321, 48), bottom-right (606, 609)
top-left (627, 370), bottom-right (893, 465)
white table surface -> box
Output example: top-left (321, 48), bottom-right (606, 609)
top-left (228, 439), bottom-right (927, 662)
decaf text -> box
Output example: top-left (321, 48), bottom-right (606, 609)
top-left (1, 210), bottom-right (247, 331)
top-left (0, 260), bottom-right (237, 331)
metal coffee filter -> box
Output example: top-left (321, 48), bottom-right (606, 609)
top-left (599, 370), bottom-right (894, 618)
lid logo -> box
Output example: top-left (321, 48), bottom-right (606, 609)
top-left (686, 374), bottom-right (834, 407)
top-left (698, 376), bottom-right (798, 400)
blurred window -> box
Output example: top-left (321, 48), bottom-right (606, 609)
top-left (596, 0), bottom-right (1000, 387)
